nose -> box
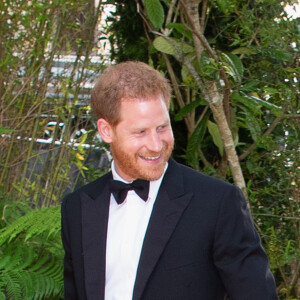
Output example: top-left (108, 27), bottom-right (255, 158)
top-left (147, 132), bottom-right (163, 153)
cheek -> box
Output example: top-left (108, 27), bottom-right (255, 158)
top-left (123, 138), bottom-right (144, 153)
top-left (163, 131), bottom-right (174, 145)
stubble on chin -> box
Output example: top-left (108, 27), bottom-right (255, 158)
top-left (137, 163), bottom-right (166, 181)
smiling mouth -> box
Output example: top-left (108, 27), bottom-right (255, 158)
top-left (140, 155), bottom-right (161, 161)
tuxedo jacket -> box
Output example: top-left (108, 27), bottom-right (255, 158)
top-left (61, 158), bottom-right (278, 300)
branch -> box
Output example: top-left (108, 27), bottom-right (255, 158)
top-left (178, 0), bottom-right (231, 123)
top-left (165, 0), bottom-right (178, 27)
top-left (239, 114), bottom-right (300, 161)
top-left (179, 0), bottom-right (217, 60)
top-left (198, 146), bottom-right (212, 169)
top-left (200, 0), bottom-right (208, 32)
top-left (162, 53), bottom-right (194, 134)
top-left (253, 213), bottom-right (300, 221)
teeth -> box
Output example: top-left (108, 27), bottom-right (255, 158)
top-left (142, 155), bottom-right (160, 160)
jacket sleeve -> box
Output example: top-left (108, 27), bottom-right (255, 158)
top-left (61, 196), bottom-right (79, 300)
top-left (213, 185), bottom-right (278, 300)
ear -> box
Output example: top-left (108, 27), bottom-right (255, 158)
top-left (97, 118), bottom-right (114, 143)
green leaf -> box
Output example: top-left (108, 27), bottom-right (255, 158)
top-left (3, 271), bottom-right (22, 300)
top-left (153, 36), bottom-right (194, 55)
top-left (200, 51), bottom-right (219, 79)
top-left (239, 81), bottom-right (260, 93)
top-left (246, 160), bottom-right (255, 174)
top-left (238, 111), bottom-right (261, 142)
top-left (216, 0), bottom-right (236, 14)
top-left (207, 120), bottom-right (223, 156)
top-left (166, 23), bottom-right (193, 39)
top-left (174, 100), bottom-right (202, 121)
top-left (145, 0), bottom-right (165, 30)
top-left (186, 112), bottom-right (210, 167)
top-left (232, 92), bottom-right (282, 116)
top-left (231, 47), bottom-right (257, 55)
top-left (181, 64), bottom-right (191, 83)
top-left (153, 37), bottom-right (176, 55)
top-left (231, 92), bottom-right (261, 115)
top-left (268, 48), bottom-right (294, 63)
top-left (285, 67), bottom-right (300, 74)
top-left (0, 206), bottom-right (61, 245)
top-left (243, 93), bottom-right (282, 116)
top-left (220, 52), bottom-right (244, 83)
top-left (181, 53), bottom-right (200, 84)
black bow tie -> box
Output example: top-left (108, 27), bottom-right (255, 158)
top-left (109, 179), bottom-right (150, 204)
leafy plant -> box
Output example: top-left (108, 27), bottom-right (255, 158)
top-left (0, 205), bottom-right (63, 299)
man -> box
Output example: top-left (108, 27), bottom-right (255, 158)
top-left (61, 61), bottom-right (278, 299)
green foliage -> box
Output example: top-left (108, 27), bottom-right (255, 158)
top-left (199, 51), bottom-right (219, 80)
top-left (185, 111), bottom-right (210, 168)
top-left (166, 23), bottom-right (193, 39)
top-left (219, 52), bottom-right (244, 84)
top-left (0, 206), bottom-right (60, 243)
top-left (106, 0), bottom-right (149, 62)
top-left (207, 120), bottom-right (224, 156)
top-left (145, 0), bottom-right (165, 29)
top-left (245, 121), bottom-right (300, 299)
top-left (153, 36), bottom-right (194, 56)
top-left (174, 100), bottom-right (203, 122)
top-left (0, 127), bottom-right (13, 134)
top-left (0, 205), bottom-right (63, 299)
top-left (216, 0), bottom-right (238, 14)
top-left (265, 227), bottom-right (300, 299)
top-left (0, 0), bottom-right (110, 280)
top-left (0, 0), bottom-right (107, 206)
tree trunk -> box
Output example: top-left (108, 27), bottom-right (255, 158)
top-left (184, 0), bottom-right (247, 196)
top-left (207, 84), bottom-right (246, 194)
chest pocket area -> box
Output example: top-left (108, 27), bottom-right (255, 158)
top-left (163, 241), bottom-right (212, 271)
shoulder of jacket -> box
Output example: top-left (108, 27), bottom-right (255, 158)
top-left (62, 171), bottom-right (112, 203)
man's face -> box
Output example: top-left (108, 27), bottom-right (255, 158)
top-left (108, 96), bottom-right (174, 182)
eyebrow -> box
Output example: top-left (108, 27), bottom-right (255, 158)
top-left (129, 120), bottom-right (170, 131)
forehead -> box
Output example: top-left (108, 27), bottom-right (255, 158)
top-left (117, 97), bottom-right (169, 125)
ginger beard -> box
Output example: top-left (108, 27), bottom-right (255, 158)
top-left (110, 139), bottom-right (174, 182)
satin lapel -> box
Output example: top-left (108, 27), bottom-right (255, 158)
top-left (133, 160), bottom-right (193, 300)
top-left (81, 180), bottom-right (111, 300)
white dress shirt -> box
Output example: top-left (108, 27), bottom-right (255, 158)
top-left (105, 161), bottom-right (167, 300)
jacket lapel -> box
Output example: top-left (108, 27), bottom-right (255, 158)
top-left (81, 174), bottom-right (111, 300)
top-left (133, 159), bottom-right (193, 300)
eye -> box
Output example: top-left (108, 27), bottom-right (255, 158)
top-left (157, 124), bottom-right (167, 132)
top-left (135, 129), bottom-right (146, 135)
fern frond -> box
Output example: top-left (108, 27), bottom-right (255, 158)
top-left (30, 269), bottom-right (63, 300)
top-left (1, 201), bottom-right (32, 228)
top-left (2, 271), bottom-right (22, 300)
top-left (0, 205), bottom-right (63, 299)
top-left (0, 205), bottom-right (61, 245)
top-left (0, 241), bottom-right (64, 299)
top-left (1, 243), bottom-right (24, 271)
top-left (21, 243), bottom-right (36, 270)
top-left (0, 252), bottom-right (11, 270)
top-left (0, 279), bottom-right (6, 300)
